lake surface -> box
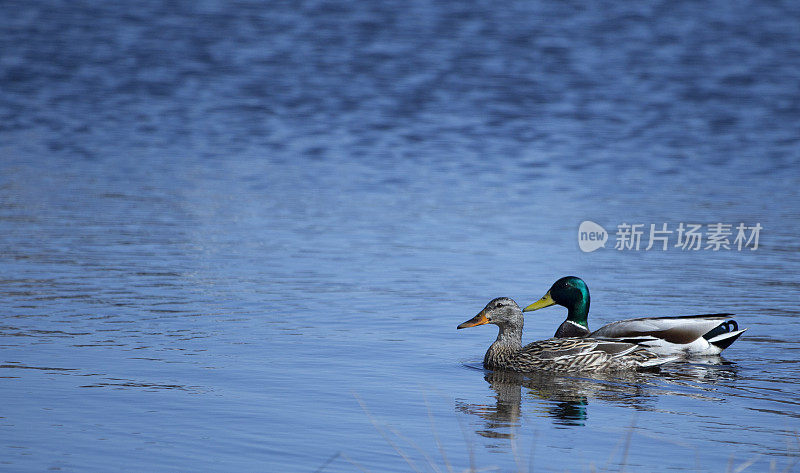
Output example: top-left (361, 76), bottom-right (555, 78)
top-left (1, 1), bottom-right (799, 471)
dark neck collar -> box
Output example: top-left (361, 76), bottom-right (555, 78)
top-left (554, 319), bottom-right (591, 338)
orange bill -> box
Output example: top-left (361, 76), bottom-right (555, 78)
top-left (457, 310), bottom-right (489, 329)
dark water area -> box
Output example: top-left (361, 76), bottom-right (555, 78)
top-left (1, 1), bottom-right (799, 471)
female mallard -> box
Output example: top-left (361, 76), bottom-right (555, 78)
top-left (457, 297), bottom-right (673, 372)
top-left (523, 276), bottom-right (746, 356)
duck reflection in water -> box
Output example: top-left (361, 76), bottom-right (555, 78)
top-left (456, 369), bottom-right (655, 433)
top-left (457, 361), bottom-right (738, 439)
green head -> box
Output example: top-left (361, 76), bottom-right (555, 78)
top-left (523, 276), bottom-right (591, 327)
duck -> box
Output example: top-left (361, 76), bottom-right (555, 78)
top-left (457, 297), bottom-right (674, 372)
top-left (523, 276), bottom-right (746, 356)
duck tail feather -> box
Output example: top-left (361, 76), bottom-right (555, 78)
top-left (708, 328), bottom-right (747, 350)
top-left (702, 319), bottom-right (740, 341)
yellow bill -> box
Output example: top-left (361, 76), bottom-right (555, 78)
top-left (523, 291), bottom-right (555, 312)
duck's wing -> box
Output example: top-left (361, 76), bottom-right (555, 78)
top-left (590, 313), bottom-right (746, 355)
top-left (590, 339), bottom-right (677, 369)
top-left (517, 338), bottom-right (672, 372)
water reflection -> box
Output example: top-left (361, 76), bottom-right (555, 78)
top-left (657, 359), bottom-right (740, 402)
top-left (456, 371), bottom-right (524, 439)
top-left (79, 378), bottom-right (204, 392)
top-left (458, 359), bottom-right (740, 437)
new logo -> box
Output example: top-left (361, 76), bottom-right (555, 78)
top-left (578, 221), bottom-right (608, 252)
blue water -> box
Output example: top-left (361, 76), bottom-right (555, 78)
top-left (2, 1), bottom-right (799, 472)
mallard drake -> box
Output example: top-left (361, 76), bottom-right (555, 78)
top-left (457, 297), bottom-right (674, 372)
top-left (523, 276), bottom-right (746, 356)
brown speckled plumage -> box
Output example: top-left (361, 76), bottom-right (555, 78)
top-left (459, 298), bottom-right (672, 373)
